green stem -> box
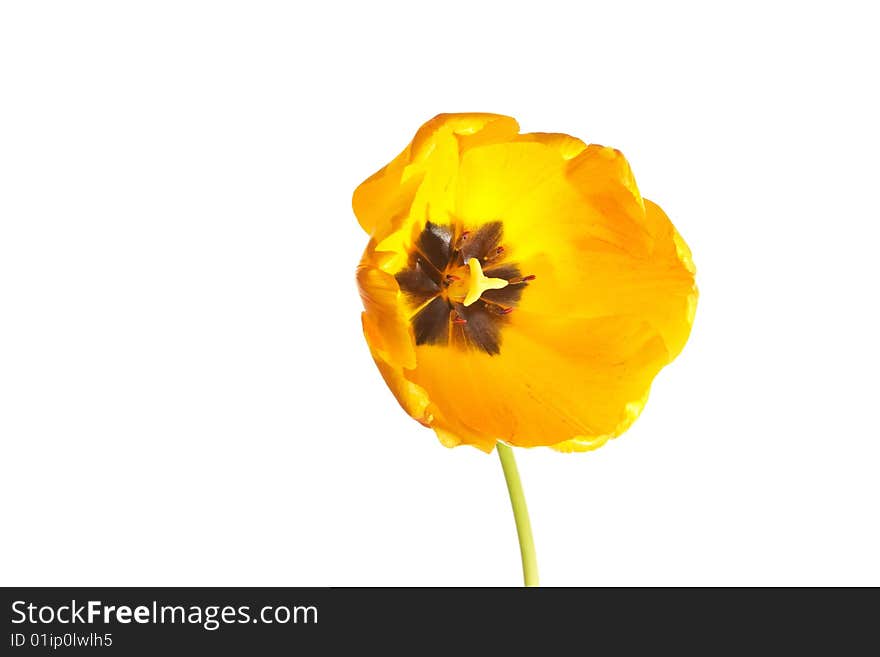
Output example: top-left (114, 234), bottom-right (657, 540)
top-left (496, 442), bottom-right (539, 587)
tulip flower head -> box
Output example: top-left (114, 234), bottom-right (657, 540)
top-left (354, 113), bottom-right (697, 453)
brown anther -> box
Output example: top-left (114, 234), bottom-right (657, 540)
top-left (483, 245), bottom-right (505, 262)
top-left (445, 274), bottom-right (460, 281)
top-left (509, 274), bottom-right (535, 284)
top-left (453, 314), bottom-right (468, 325)
top-left (498, 307), bottom-right (514, 315)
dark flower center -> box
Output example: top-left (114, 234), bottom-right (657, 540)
top-left (394, 221), bottom-right (533, 355)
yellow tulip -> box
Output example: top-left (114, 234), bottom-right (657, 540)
top-left (354, 113), bottom-right (697, 453)
top-left (353, 113), bottom-right (697, 585)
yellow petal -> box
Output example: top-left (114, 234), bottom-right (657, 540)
top-left (455, 142), bottom-right (696, 360)
top-left (356, 247), bottom-right (416, 371)
top-left (352, 113), bottom-right (519, 242)
top-left (362, 310), bottom-right (433, 429)
top-left (513, 198), bottom-right (697, 361)
top-left (404, 313), bottom-right (669, 448)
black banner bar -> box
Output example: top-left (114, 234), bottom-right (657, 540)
top-left (1, 587), bottom-right (872, 653)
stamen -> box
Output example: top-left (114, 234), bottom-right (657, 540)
top-left (486, 304), bottom-right (515, 316)
top-left (483, 245), bottom-right (505, 262)
top-left (509, 273), bottom-right (536, 285)
top-left (453, 314), bottom-right (468, 325)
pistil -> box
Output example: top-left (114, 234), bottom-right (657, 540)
top-left (463, 257), bottom-right (509, 307)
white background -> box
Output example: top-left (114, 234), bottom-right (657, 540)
top-left (1, 2), bottom-right (878, 586)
